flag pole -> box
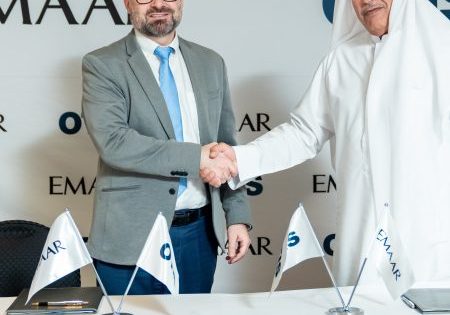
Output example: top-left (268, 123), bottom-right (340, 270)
top-left (116, 266), bottom-right (140, 313)
top-left (301, 204), bottom-right (346, 308)
top-left (323, 256), bottom-right (364, 315)
top-left (91, 264), bottom-right (117, 314)
top-left (344, 203), bottom-right (389, 309)
top-left (345, 258), bottom-right (367, 309)
top-left (328, 206), bottom-right (390, 314)
top-left (66, 209), bottom-right (115, 314)
top-left (321, 255), bottom-right (346, 308)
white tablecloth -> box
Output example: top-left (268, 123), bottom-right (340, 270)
top-left (2, 282), bottom-right (449, 315)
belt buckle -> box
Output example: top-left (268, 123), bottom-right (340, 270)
top-left (172, 209), bottom-right (197, 227)
top-left (171, 206), bottom-right (209, 227)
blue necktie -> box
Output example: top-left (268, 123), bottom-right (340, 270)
top-left (154, 46), bottom-right (187, 196)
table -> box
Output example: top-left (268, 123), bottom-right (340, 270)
top-left (2, 282), bottom-right (448, 315)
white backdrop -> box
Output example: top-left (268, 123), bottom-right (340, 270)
top-left (1, 0), bottom-right (448, 293)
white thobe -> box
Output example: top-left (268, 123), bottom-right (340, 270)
top-left (231, 28), bottom-right (450, 285)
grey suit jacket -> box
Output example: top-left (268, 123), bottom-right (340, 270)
top-left (81, 31), bottom-right (251, 265)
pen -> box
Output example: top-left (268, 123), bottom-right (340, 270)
top-left (31, 300), bottom-right (89, 306)
top-left (401, 295), bottom-right (416, 309)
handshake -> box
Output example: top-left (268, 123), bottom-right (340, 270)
top-left (200, 143), bottom-right (237, 188)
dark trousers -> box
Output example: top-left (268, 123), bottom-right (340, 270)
top-left (94, 214), bottom-right (218, 295)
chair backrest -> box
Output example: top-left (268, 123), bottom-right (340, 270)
top-left (0, 220), bottom-right (81, 297)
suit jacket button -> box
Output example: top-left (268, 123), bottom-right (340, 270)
top-left (169, 188), bottom-right (176, 195)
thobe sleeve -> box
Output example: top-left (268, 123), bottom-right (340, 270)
top-left (229, 60), bottom-right (334, 189)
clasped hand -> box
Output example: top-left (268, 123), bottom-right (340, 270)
top-left (200, 142), bottom-right (237, 188)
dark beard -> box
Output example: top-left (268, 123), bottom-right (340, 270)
top-left (132, 9), bottom-right (181, 38)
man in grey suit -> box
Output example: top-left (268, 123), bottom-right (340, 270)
top-left (82, 0), bottom-right (252, 295)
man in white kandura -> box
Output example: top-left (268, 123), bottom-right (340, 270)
top-left (203, 0), bottom-right (450, 286)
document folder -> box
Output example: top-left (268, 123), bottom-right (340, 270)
top-left (402, 288), bottom-right (450, 314)
top-left (6, 287), bottom-right (103, 314)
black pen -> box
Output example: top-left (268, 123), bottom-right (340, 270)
top-left (31, 300), bottom-right (89, 306)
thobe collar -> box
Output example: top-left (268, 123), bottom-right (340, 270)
top-left (370, 33), bottom-right (389, 44)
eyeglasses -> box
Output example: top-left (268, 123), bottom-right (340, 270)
top-left (136, 0), bottom-right (177, 4)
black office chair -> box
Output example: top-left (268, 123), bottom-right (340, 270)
top-left (0, 220), bottom-right (81, 297)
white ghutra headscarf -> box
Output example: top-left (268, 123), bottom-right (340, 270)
top-left (331, 0), bottom-right (450, 134)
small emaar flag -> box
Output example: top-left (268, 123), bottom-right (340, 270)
top-left (136, 213), bottom-right (179, 294)
top-left (27, 210), bottom-right (93, 303)
top-left (271, 204), bottom-right (324, 292)
top-left (372, 210), bottom-right (415, 299)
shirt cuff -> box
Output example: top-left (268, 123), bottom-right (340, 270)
top-left (227, 144), bottom-right (260, 190)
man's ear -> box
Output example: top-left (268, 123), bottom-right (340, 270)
top-left (123, 0), bottom-right (130, 12)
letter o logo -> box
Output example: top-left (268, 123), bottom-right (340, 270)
top-left (160, 243), bottom-right (172, 261)
top-left (59, 112), bottom-right (82, 135)
top-left (323, 233), bottom-right (335, 256)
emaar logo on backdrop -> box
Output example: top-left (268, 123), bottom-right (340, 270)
top-left (0, 114), bottom-right (7, 132)
top-left (0, 0), bottom-right (130, 24)
top-left (313, 174), bottom-right (336, 193)
top-left (238, 113), bottom-right (271, 132)
top-left (49, 176), bottom-right (96, 195)
top-left (322, 0), bottom-right (450, 23)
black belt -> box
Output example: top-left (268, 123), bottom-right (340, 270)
top-left (171, 205), bottom-right (210, 227)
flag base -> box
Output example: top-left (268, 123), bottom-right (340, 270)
top-left (327, 307), bottom-right (364, 315)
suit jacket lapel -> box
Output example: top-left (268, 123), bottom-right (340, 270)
top-left (179, 38), bottom-right (214, 145)
top-left (125, 32), bottom-right (175, 139)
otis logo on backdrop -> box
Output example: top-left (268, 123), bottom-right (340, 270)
top-left (246, 176), bottom-right (263, 197)
top-left (323, 233), bottom-right (335, 256)
top-left (323, 0), bottom-right (450, 23)
top-left (0, 114), bottom-right (6, 132)
top-left (59, 112), bottom-right (82, 135)
top-left (0, 0), bottom-right (130, 25)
